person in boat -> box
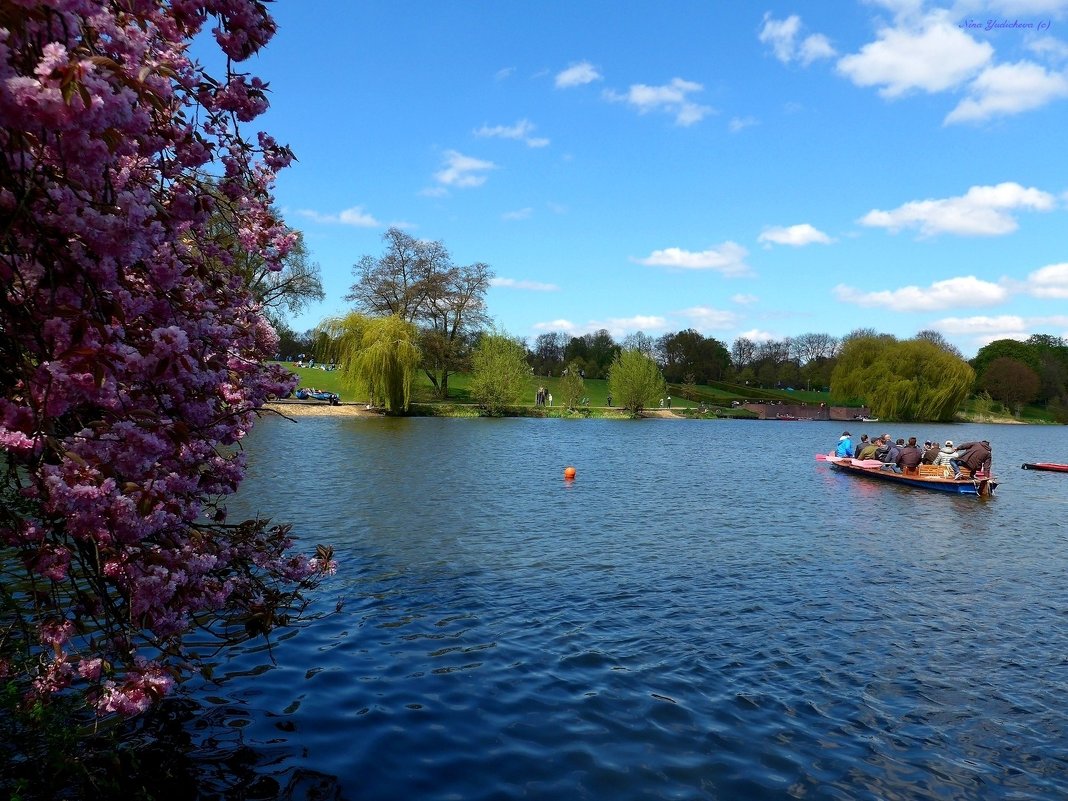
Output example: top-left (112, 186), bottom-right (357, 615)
top-left (875, 435), bottom-right (899, 465)
top-left (921, 440), bottom-right (940, 464)
top-left (834, 431), bottom-right (854, 458)
top-left (932, 440), bottom-right (957, 468)
top-left (897, 437), bottom-right (923, 473)
top-left (857, 436), bottom-right (881, 461)
top-left (852, 433), bottom-right (869, 458)
top-left (951, 440), bottom-right (992, 480)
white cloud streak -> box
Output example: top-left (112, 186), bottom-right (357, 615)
top-left (759, 14), bottom-right (837, 65)
top-left (634, 242), bottom-right (751, 275)
top-left (491, 277), bottom-right (560, 291)
top-left (946, 61), bottom-right (1068, 123)
top-left (833, 275), bottom-right (1008, 310)
top-left (758, 223), bottom-right (832, 246)
top-left (837, 12), bottom-right (993, 97)
top-left (474, 119), bottom-right (550, 147)
top-left (297, 206), bottom-right (380, 227)
top-left (555, 61), bottom-right (602, 88)
top-left (434, 150), bottom-right (497, 188)
top-left (859, 182), bottom-right (1055, 236)
top-left (604, 78), bottom-right (713, 126)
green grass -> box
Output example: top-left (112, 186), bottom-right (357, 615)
top-left (274, 363), bottom-right (1058, 423)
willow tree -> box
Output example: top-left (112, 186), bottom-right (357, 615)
top-left (831, 337), bottom-right (973, 421)
top-left (319, 314), bottom-right (420, 412)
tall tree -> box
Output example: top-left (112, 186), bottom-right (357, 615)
top-left (622, 330), bottom-right (657, 358)
top-left (347, 228), bottom-right (492, 397)
top-left (979, 357), bottom-right (1041, 414)
top-left (608, 349), bottom-right (667, 416)
top-left (560, 360), bottom-right (587, 409)
top-left (914, 329), bottom-right (963, 359)
top-left (531, 332), bottom-right (566, 375)
top-left (0, 0), bottom-right (332, 747)
top-left (832, 337), bottom-right (973, 421)
top-left (469, 331), bottom-right (530, 415)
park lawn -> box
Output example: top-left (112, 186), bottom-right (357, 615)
top-left (276, 363), bottom-right (808, 409)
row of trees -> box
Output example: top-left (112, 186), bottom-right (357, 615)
top-left (295, 227), bottom-right (1068, 423)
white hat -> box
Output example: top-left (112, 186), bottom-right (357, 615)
top-left (945, 440), bottom-right (953, 447)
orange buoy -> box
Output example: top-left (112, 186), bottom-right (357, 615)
top-left (564, 466), bottom-right (577, 480)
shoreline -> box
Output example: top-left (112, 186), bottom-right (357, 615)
top-left (263, 401), bottom-right (1033, 424)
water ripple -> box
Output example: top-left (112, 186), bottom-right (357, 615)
top-left (176, 418), bottom-right (1068, 800)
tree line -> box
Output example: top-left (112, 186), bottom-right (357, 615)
top-left (277, 228), bottom-right (1068, 422)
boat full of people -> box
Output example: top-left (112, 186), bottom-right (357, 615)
top-left (820, 432), bottom-right (996, 496)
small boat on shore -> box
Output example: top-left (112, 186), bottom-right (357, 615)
top-left (1021, 462), bottom-right (1068, 473)
top-left (820, 456), bottom-right (997, 496)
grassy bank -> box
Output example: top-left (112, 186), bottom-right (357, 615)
top-left (277, 363), bottom-right (1058, 423)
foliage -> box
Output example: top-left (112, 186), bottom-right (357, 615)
top-left (559, 361), bottom-right (587, 409)
top-left (831, 337), bottom-right (973, 421)
top-left (319, 314), bottom-right (420, 412)
top-left (347, 228), bottom-right (492, 397)
top-left (469, 332), bottom-right (531, 415)
top-left (0, 0), bottom-right (334, 740)
top-left (656, 329), bottom-right (731, 383)
top-left (979, 357), bottom-right (1041, 414)
top-left (608, 349), bottom-right (667, 416)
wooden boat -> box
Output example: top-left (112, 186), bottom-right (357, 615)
top-left (775, 413), bottom-right (799, 421)
top-left (824, 457), bottom-right (997, 496)
top-left (1021, 462), bottom-right (1068, 473)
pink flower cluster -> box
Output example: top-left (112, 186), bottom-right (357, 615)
top-left (1, 1), bottom-right (332, 718)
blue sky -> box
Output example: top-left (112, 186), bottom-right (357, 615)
top-left (237, 0), bottom-right (1068, 358)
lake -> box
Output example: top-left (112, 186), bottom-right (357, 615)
top-left (176, 416), bottom-right (1068, 800)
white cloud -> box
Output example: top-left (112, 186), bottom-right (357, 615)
top-left (679, 306), bottom-right (740, 329)
top-left (297, 206), bottom-right (380, 227)
top-left (491, 277), bottom-right (559, 291)
top-left (434, 150), bottom-right (496, 188)
top-left (555, 61), bottom-right (602, 88)
top-left (859, 182), bottom-right (1056, 236)
top-left (758, 223), bottom-right (832, 247)
top-left (634, 242), bottom-right (751, 275)
top-left (936, 314), bottom-right (1068, 345)
top-left (945, 61), bottom-right (1068, 123)
top-left (759, 14), bottom-right (836, 65)
top-left (1027, 262), bottom-right (1068, 298)
top-left (502, 208), bottom-right (533, 221)
top-left (732, 293), bottom-right (759, 305)
top-left (837, 12), bottom-right (992, 97)
top-left (1027, 35), bottom-right (1068, 63)
top-left (495, 67), bottom-right (515, 81)
top-left (474, 119), bottom-right (550, 147)
top-left (532, 316), bottom-right (668, 338)
top-left (739, 328), bottom-right (777, 343)
top-left (728, 115), bottom-right (759, 133)
top-left (833, 275), bottom-right (1008, 310)
top-left (533, 318), bottom-right (578, 333)
top-left (604, 78), bottom-right (713, 126)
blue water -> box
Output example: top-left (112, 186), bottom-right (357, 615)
top-left (182, 417), bottom-right (1068, 800)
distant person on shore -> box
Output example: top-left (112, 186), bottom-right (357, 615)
top-left (547, 392), bottom-right (553, 407)
top-left (834, 431), bottom-right (853, 458)
top-left (951, 440), bottom-right (992, 480)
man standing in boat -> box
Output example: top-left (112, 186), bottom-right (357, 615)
top-left (951, 441), bottom-right (992, 480)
